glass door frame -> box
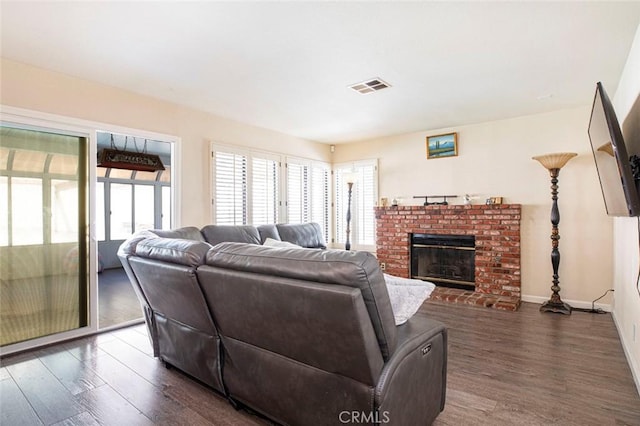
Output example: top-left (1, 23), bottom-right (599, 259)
top-left (0, 105), bottom-right (181, 356)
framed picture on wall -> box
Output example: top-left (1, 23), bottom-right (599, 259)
top-left (426, 132), bottom-right (458, 159)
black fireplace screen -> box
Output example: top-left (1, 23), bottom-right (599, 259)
top-left (410, 234), bottom-right (475, 290)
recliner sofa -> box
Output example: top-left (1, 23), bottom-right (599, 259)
top-left (118, 223), bottom-right (447, 425)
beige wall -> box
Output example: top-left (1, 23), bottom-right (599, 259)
top-left (2, 28), bottom-right (637, 383)
top-left (0, 58), bottom-right (331, 227)
top-left (333, 107), bottom-right (614, 305)
top-left (612, 23), bottom-right (640, 392)
top-left (0, 57), bottom-right (618, 307)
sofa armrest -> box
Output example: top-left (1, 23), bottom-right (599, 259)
top-left (374, 314), bottom-right (447, 425)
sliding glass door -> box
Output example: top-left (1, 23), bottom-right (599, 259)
top-left (0, 125), bottom-right (89, 346)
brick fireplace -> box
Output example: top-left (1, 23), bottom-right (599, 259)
top-left (375, 204), bottom-right (521, 310)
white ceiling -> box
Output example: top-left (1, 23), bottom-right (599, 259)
top-left (1, 2), bottom-right (639, 144)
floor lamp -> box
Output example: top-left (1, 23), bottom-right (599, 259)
top-left (532, 152), bottom-right (577, 315)
top-left (344, 172), bottom-right (357, 251)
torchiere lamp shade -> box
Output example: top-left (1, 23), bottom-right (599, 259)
top-left (532, 152), bottom-right (577, 170)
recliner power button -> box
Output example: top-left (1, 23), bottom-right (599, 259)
top-left (421, 344), bottom-right (432, 356)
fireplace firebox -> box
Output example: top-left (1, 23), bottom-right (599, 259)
top-left (410, 234), bottom-right (476, 291)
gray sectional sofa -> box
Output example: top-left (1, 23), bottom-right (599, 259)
top-left (118, 223), bottom-right (447, 425)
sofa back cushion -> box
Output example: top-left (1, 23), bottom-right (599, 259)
top-left (201, 225), bottom-right (261, 246)
top-left (275, 223), bottom-right (326, 248)
top-left (117, 230), bottom-right (159, 256)
top-left (204, 242), bottom-right (397, 360)
top-left (198, 251), bottom-right (385, 386)
top-left (130, 237), bottom-right (216, 335)
top-left (149, 226), bottom-right (205, 242)
top-left (135, 237), bottom-right (210, 267)
top-left (256, 224), bottom-right (280, 243)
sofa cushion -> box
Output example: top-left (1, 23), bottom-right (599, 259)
top-left (135, 237), bottom-right (211, 267)
top-left (257, 224), bottom-right (281, 243)
top-left (206, 242), bottom-right (397, 360)
top-left (117, 229), bottom-right (159, 256)
top-left (275, 223), bottom-right (326, 249)
top-left (201, 225), bottom-right (261, 246)
top-left (150, 226), bottom-right (205, 242)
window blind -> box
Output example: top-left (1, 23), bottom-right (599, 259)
top-left (212, 145), bottom-right (330, 239)
top-left (310, 163), bottom-right (330, 241)
top-left (214, 151), bottom-right (247, 225)
top-left (252, 156), bottom-right (279, 224)
top-left (334, 160), bottom-right (378, 247)
top-left (286, 158), bottom-right (330, 241)
top-left (286, 162), bottom-right (309, 224)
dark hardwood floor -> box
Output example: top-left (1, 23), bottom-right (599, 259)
top-left (1, 301), bottom-right (639, 425)
top-left (98, 268), bottom-right (144, 328)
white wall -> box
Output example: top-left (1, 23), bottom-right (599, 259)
top-left (333, 107), bottom-right (614, 306)
top-left (0, 58), bottom-right (331, 228)
top-left (612, 23), bottom-right (640, 393)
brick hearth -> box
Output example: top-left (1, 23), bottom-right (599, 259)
top-left (375, 204), bottom-right (521, 311)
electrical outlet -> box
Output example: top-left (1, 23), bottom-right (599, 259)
top-left (380, 262), bottom-right (386, 271)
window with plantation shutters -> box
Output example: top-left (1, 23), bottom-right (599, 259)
top-left (286, 162), bottom-right (308, 223)
top-left (212, 145), bottom-right (330, 236)
top-left (334, 160), bottom-right (378, 248)
top-left (213, 148), bottom-right (282, 225)
top-left (309, 163), bottom-right (330, 241)
top-left (213, 150), bottom-right (248, 225)
top-left (252, 156), bottom-right (279, 224)
top-left (286, 158), bottom-right (331, 242)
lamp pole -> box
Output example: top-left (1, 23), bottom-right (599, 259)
top-left (345, 181), bottom-right (354, 251)
top-left (532, 152), bottom-right (577, 315)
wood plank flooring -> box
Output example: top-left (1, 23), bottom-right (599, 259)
top-left (1, 301), bottom-right (639, 425)
top-left (427, 301), bottom-right (640, 425)
top-left (98, 268), bottom-right (144, 328)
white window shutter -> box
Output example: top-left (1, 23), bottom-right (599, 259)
top-left (212, 146), bottom-right (330, 238)
top-left (357, 163), bottom-right (377, 245)
top-left (334, 160), bottom-right (378, 247)
top-left (286, 162), bottom-right (309, 224)
top-left (214, 151), bottom-right (248, 225)
top-left (334, 167), bottom-right (346, 244)
top-left (310, 164), bottom-right (330, 242)
top-left (252, 156), bottom-right (279, 224)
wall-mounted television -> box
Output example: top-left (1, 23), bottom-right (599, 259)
top-left (588, 81), bottom-right (640, 217)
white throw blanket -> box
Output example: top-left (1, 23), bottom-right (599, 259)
top-left (262, 237), bottom-right (301, 248)
top-left (384, 274), bottom-right (435, 325)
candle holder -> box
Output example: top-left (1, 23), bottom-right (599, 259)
top-left (532, 152), bottom-right (577, 315)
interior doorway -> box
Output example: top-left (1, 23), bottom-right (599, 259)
top-left (95, 131), bottom-right (174, 329)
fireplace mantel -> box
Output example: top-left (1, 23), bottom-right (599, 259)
top-left (375, 204), bottom-right (521, 310)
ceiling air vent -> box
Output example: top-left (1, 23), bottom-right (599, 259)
top-left (349, 78), bottom-right (391, 94)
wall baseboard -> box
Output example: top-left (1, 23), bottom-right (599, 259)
top-left (612, 311), bottom-right (640, 397)
top-left (521, 294), bottom-right (612, 312)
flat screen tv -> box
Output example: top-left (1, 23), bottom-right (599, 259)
top-left (588, 81), bottom-right (640, 217)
